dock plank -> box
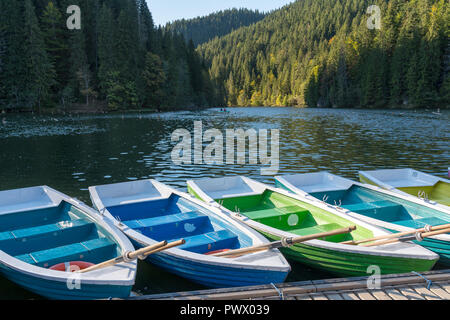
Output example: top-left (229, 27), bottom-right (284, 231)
top-left (355, 290), bottom-right (376, 300)
top-left (411, 285), bottom-right (440, 300)
top-left (340, 291), bottom-right (360, 300)
top-left (429, 285), bottom-right (450, 299)
top-left (325, 292), bottom-right (343, 300)
top-left (370, 290), bottom-right (393, 300)
top-left (436, 282), bottom-right (450, 294)
top-left (311, 294), bottom-right (328, 300)
top-left (384, 288), bottom-right (408, 300)
top-left (398, 287), bottom-right (425, 300)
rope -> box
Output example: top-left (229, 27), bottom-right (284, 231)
top-left (411, 271), bottom-right (433, 290)
top-left (415, 232), bottom-right (424, 242)
top-left (270, 283), bottom-right (284, 300)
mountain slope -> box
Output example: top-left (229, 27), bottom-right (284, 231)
top-left (200, 0), bottom-right (449, 108)
top-left (165, 8), bottom-right (266, 46)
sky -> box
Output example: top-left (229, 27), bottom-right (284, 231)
top-left (146, 0), bottom-right (296, 26)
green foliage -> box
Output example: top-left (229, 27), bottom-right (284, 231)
top-left (200, 0), bottom-right (449, 108)
top-left (0, 0), bottom-right (217, 111)
top-left (165, 8), bottom-right (266, 46)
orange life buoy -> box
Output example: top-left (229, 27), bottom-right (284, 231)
top-left (205, 249), bottom-right (231, 255)
top-left (49, 261), bottom-right (95, 272)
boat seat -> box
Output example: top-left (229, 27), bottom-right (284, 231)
top-left (15, 237), bottom-right (117, 268)
top-left (342, 200), bottom-right (409, 222)
top-left (170, 230), bottom-right (239, 254)
top-left (0, 205), bottom-right (66, 232)
top-left (125, 211), bottom-right (213, 240)
top-left (244, 205), bottom-right (309, 221)
top-left (393, 217), bottom-right (449, 229)
top-left (0, 220), bottom-right (96, 256)
top-left (289, 223), bottom-right (350, 242)
top-left (0, 201), bottom-right (57, 216)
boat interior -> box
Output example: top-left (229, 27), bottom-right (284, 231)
top-left (215, 190), bottom-right (374, 243)
top-left (105, 194), bottom-right (252, 255)
top-left (397, 181), bottom-right (450, 206)
top-left (309, 185), bottom-right (450, 229)
top-left (0, 201), bottom-right (121, 269)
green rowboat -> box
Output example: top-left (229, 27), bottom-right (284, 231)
top-left (187, 176), bottom-right (439, 277)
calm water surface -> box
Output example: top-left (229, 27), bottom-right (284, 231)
top-left (0, 107), bottom-right (448, 299)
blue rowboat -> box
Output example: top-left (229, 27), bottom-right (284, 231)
top-left (89, 179), bottom-right (290, 288)
top-left (0, 186), bottom-right (136, 300)
top-left (275, 172), bottom-right (450, 265)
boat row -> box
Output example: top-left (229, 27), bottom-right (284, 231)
top-left (0, 168), bottom-right (448, 299)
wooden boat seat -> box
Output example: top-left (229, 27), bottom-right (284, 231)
top-left (15, 237), bottom-right (117, 268)
top-left (170, 229), bottom-right (239, 254)
top-left (342, 200), bottom-right (410, 222)
top-left (289, 223), bottom-right (351, 242)
top-left (124, 211), bottom-right (213, 240)
top-left (0, 219), bottom-right (96, 256)
top-left (393, 217), bottom-right (449, 229)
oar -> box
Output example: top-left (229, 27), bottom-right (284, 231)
top-left (362, 227), bottom-right (450, 247)
top-left (341, 223), bottom-right (450, 246)
top-left (212, 226), bottom-right (356, 258)
top-left (79, 239), bottom-right (185, 273)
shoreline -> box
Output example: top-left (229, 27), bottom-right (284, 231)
top-left (1, 104), bottom-right (448, 116)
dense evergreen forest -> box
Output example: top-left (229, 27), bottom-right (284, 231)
top-left (200, 0), bottom-right (450, 108)
top-left (0, 0), bottom-right (220, 112)
top-left (165, 8), bottom-right (266, 47)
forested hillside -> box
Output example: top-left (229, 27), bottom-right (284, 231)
top-left (165, 8), bottom-right (266, 46)
top-left (0, 0), bottom-right (220, 112)
top-left (200, 0), bottom-right (450, 108)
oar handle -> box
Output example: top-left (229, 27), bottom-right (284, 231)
top-left (362, 227), bottom-right (450, 247)
top-left (78, 240), bottom-right (185, 273)
top-left (126, 241), bottom-right (168, 260)
top-left (213, 226), bottom-right (356, 258)
top-left (342, 223), bottom-right (450, 246)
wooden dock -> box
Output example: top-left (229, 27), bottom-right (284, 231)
top-left (129, 269), bottom-right (450, 300)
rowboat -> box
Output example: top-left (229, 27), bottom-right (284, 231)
top-left (0, 186), bottom-right (136, 300)
top-left (275, 172), bottom-right (450, 265)
top-left (359, 168), bottom-right (450, 207)
top-left (88, 179), bottom-right (290, 288)
top-left (187, 176), bottom-right (439, 277)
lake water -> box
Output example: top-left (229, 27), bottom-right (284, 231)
top-left (0, 107), bottom-right (448, 299)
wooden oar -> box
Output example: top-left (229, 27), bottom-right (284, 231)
top-left (341, 223), bottom-right (450, 246)
top-left (362, 227), bottom-right (450, 247)
top-left (79, 239), bottom-right (185, 273)
top-left (212, 226), bottom-right (356, 258)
